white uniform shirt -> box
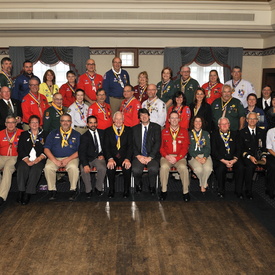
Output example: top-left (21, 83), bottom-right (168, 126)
top-left (266, 127), bottom-right (275, 151)
top-left (68, 101), bottom-right (89, 127)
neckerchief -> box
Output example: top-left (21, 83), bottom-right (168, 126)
top-left (232, 79), bottom-right (241, 93)
top-left (67, 82), bottom-right (76, 94)
top-left (181, 77), bottom-right (191, 92)
top-left (0, 71), bottom-right (13, 87)
top-left (161, 81), bottom-right (170, 97)
top-left (96, 102), bottom-right (108, 120)
top-left (6, 128), bottom-right (17, 156)
top-left (146, 97), bottom-right (158, 113)
top-left (138, 85), bottom-right (147, 102)
top-left (194, 104), bottom-right (201, 116)
top-left (52, 103), bottom-right (63, 116)
top-left (86, 72), bottom-right (96, 87)
top-left (28, 92), bottom-right (43, 117)
top-left (112, 68), bottom-right (124, 88)
top-left (113, 124), bottom-right (124, 150)
top-left (170, 127), bottom-right (179, 152)
top-left (207, 82), bottom-right (218, 98)
top-left (121, 96), bottom-right (135, 112)
top-left (192, 129), bottom-right (202, 151)
top-left (221, 97), bottom-right (233, 117)
top-left (74, 101), bottom-right (85, 121)
top-left (60, 127), bottom-right (72, 148)
top-left (220, 131), bottom-right (231, 154)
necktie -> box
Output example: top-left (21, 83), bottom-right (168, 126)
top-left (265, 100), bottom-right (268, 109)
top-left (142, 126), bottom-right (148, 156)
top-left (93, 131), bottom-right (99, 154)
top-left (7, 101), bottom-right (13, 113)
top-left (251, 129), bottom-right (256, 142)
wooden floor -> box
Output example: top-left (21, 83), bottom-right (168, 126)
top-left (0, 200), bottom-right (274, 274)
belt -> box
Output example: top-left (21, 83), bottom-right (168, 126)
top-left (110, 96), bottom-right (124, 99)
top-left (74, 126), bottom-right (86, 129)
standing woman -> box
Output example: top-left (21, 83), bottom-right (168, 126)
top-left (68, 89), bottom-right (89, 135)
top-left (39, 69), bottom-right (59, 104)
top-left (165, 91), bottom-right (191, 130)
top-left (133, 71), bottom-right (149, 104)
top-left (59, 70), bottom-right (77, 108)
top-left (202, 70), bottom-right (223, 105)
top-left (16, 115), bottom-right (47, 205)
top-left (156, 67), bottom-right (175, 107)
top-left (188, 116), bottom-right (212, 193)
top-left (189, 88), bottom-right (212, 133)
top-left (266, 93), bottom-right (275, 130)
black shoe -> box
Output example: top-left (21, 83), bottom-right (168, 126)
top-left (183, 193), bottom-right (190, 202)
top-left (149, 187), bottom-right (156, 195)
top-left (236, 193), bottom-right (243, 199)
top-left (245, 191), bottom-right (253, 200)
top-left (22, 193), bottom-right (31, 205)
top-left (95, 188), bottom-right (104, 197)
top-left (123, 190), bottom-right (129, 198)
top-left (108, 190), bottom-right (115, 198)
top-left (69, 190), bottom-right (77, 201)
top-left (86, 191), bottom-right (92, 199)
top-left (0, 197), bottom-right (4, 206)
top-left (217, 192), bottom-right (224, 198)
top-left (159, 191), bottom-right (167, 201)
top-left (136, 184), bottom-right (142, 193)
top-left (16, 191), bottom-right (25, 203)
top-left (49, 191), bottom-right (57, 201)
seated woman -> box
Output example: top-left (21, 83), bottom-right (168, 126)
top-left (165, 91), bottom-right (191, 130)
top-left (156, 67), bottom-right (175, 107)
top-left (16, 115), bottom-right (47, 205)
top-left (188, 116), bottom-right (213, 193)
top-left (245, 93), bottom-right (267, 129)
top-left (202, 69), bottom-right (223, 105)
top-left (133, 71), bottom-right (149, 104)
top-left (189, 87), bottom-right (212, 133)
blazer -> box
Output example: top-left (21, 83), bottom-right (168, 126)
top-left (132, 122), bottom-right (161, 160)
top-left (0, 98), bottom-right (23, 130)
top-left (256, 97), bottom-right (271, 112)
top-left (104, 125), bottom-right (132, 161)
top-left (15, 129), bottom-right (46, 167)
top-left (211, 130), bottom-right (241, 161)
top-left (78, 129), bottom-right (104, 167)
top-left (239, 126), bottom-right (267, 159)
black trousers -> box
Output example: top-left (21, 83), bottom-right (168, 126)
top-left (266, 155), bottom-right (275, 195)
top-left (243, 158), bottom-right (261, 194)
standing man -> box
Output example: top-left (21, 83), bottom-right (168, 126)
top-left (266, 125), bottom-right (275, 199)
top-left (174, 66), bottom-right (200, 105)
top-left (257, 85), bottom-right (272, 112)
top-left (12, 60), bottom-right (39, 102)
top-left (43, 93), bottom-right (66, 133)
top-left (211, 84), bottom-right (245, 131)
top-left (0, 116), bottom-right (23, 206)
top-left (225, 66), bottom-right (255, 108)
top-left (159, 111), bottom-right (190, 201)
top-left (142, 84), bottom-right (166, 127)
top-left (88, 88), bottom-right (112, 130)
top-left (44, 113), bottom-right (81, 201)
top-left (0, 86), bottom-right (22, 130)
top-left (132, 108), bottom-right (161, 194)
top-left (77, 59), bottom-right (103, 106)
top-left (79, 116), bottom-right (106, 198)
top-left (22, 77), bottom-right (49, 130)
top-left (119, 85), bottom-right (141, 127)
top-left (211, 117), bottom-right (244, 198)
top-left (103, 57), bottom-right (130, 113)
top-left (239, 112), bottom-right (267, 200)
top-left (104, 111), bottom-right (132, 198)
top-left (0, 57), bottom-right (13, 89)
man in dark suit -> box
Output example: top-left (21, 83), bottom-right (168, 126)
top-left (0, 86), bottom-right (22, 130)
top-left (240, 112), bottom-right (267, 199)
top-left (256, 85), bottom-right (272, 112)
top-left (79, 115), bottom-right (106, 198)
top-left (211, 117), bottom-right (244, 198)
top-left (132, 108), bottom-right (161, 194)
top-left (104, 111), bottom-right (132, 198)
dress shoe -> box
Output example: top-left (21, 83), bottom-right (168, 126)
top-left (236, 193), bottom-right (243, 199)
top-left (149, 187), bottom-right (156, 195)
top-left (245, 191), bottom-right (253, 200)
top-left (22, 193), bottom-right (31, 205)
top-left (217, 192), bottom-right (224, 198)
top-left (86, 191), bottom-right (92, 199)
top-left (108, 190), bottom-right (115, 198)
top-left (136, 184), bottom-right (142, 193)
top-left (95, 188), bottom-right (104, 197)
top-left (69, 190), bottom-right (78, 201)
top-left (183, 193), bottom-right (190, 202)
top-left (49, 191), bottom-right (57, 201)
top-left (0, 197), bottom-right (4, 206)
top-left (16, 191), bottom-right (25, 203)
top-left (123, 190), bottom-right (129, 198)
top-left (159, 191), bottom-right (167, 201)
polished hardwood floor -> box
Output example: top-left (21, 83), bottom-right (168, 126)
top-left (0, 197), bottom-right (274, 274)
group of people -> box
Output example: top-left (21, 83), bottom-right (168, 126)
top-left (0, 55), bottom-right (274, 207)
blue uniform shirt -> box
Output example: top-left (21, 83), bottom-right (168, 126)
top-left (44, 128), bottom-right (81, 158)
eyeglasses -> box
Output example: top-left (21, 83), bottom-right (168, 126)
top-left (29, 84), bottom-right (39, 87)
top-left (60, 120), bottom-right (71, 122)
top-left (87, 63), bottom-right (95, 66)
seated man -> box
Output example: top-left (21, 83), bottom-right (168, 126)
top-left (211, 117), bottom-right (244, 198)
top-left (0, 116), bottom-right (23, 206)
top-left (104, 111), bottom-right (132, 198)
top-left (159, 111), bottom-right (190, 201)
top-left (44, 113), bottom-right (81, 201)
top-left (132, 108), bottom-right (161, 194)
top-left (79, 115), bottom-right (106, 198)
top-left (239, 112), bottom-right (267, 199)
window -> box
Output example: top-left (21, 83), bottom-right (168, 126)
top-left (33, 61), bottom-right (70, 88)
top-left (189, 62), bottom-right (224, 86)
top-left (116, 48), bottom-right (139, 68)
